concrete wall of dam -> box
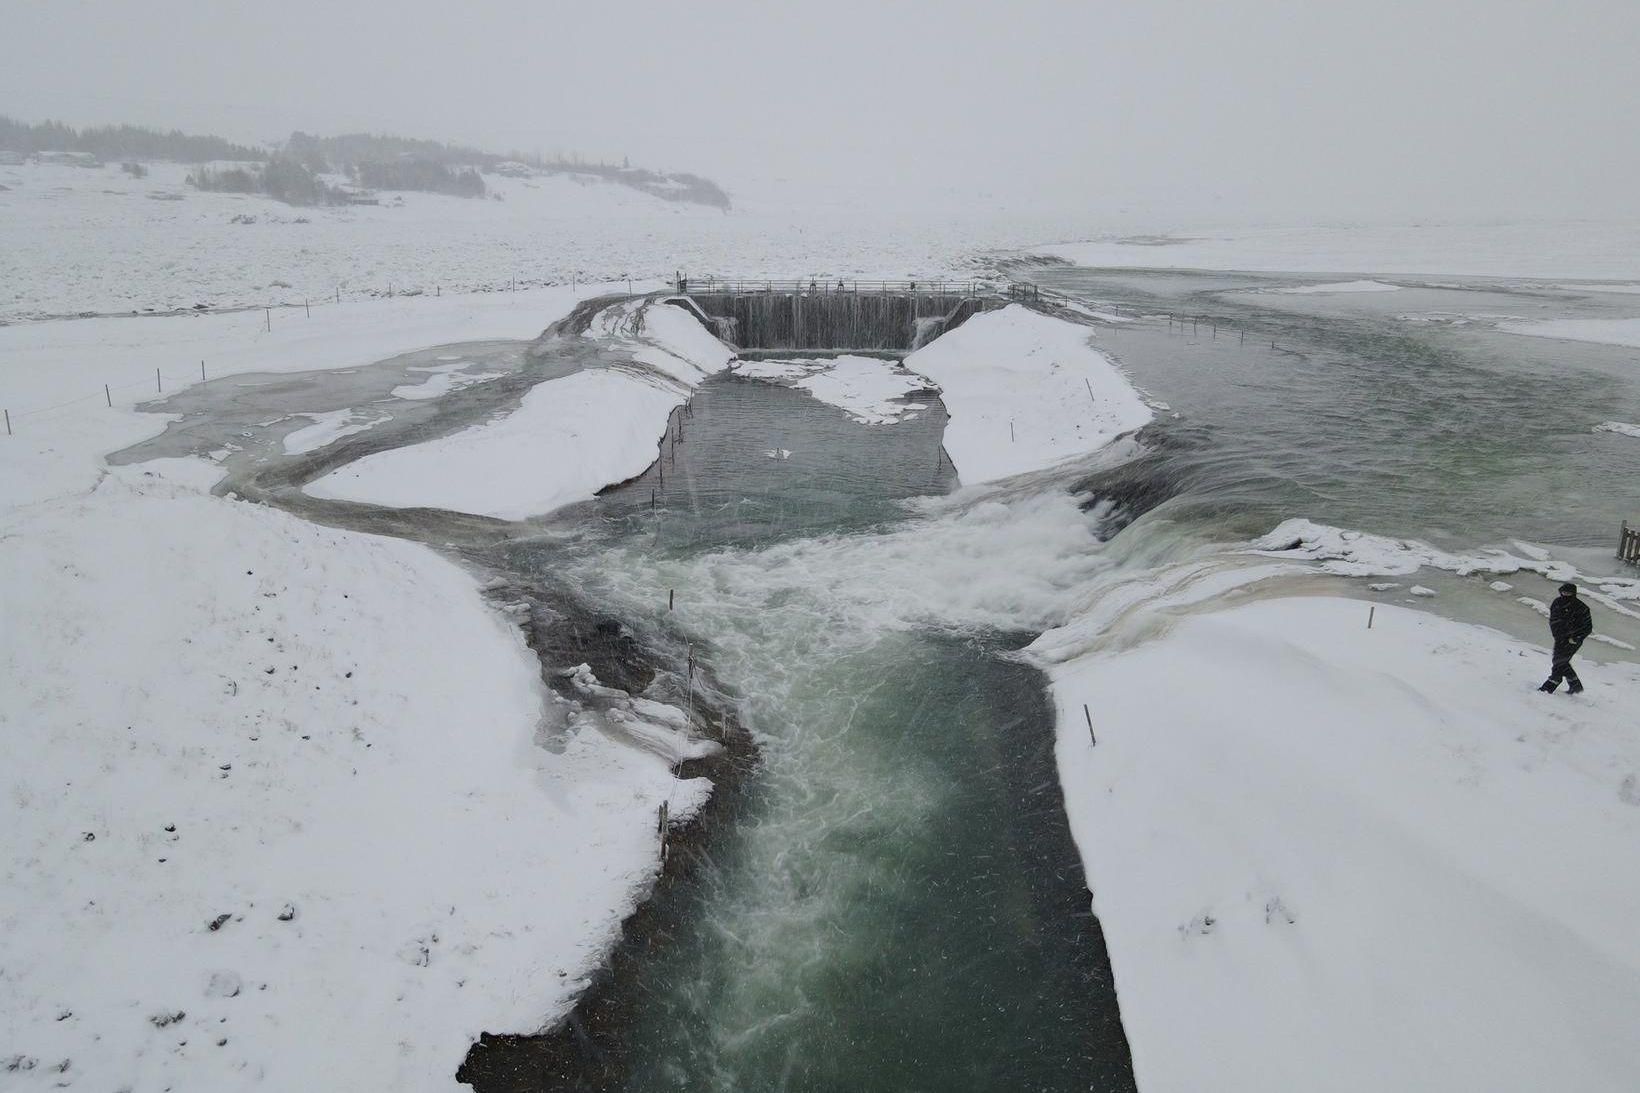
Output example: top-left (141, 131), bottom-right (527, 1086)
top-left (678, 290), bottom-right (997, 353)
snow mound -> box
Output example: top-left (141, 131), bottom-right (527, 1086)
top-left (732, 355), bottom-right (937, 424)
top-left (1594, 421), bottom-right (1640, 439)
top-left (903, 305), bottom-right (1151, 484)
top-left (1249, 517), bottom-right (1579, 582)
top-left (307, 300), bottom-right (734, 519)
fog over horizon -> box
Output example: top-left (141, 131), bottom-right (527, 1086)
top-left (3, 0), bottom-right (1637, 227)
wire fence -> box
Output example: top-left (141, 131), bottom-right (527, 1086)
top-left (1, 274), bottom-right (1155, 435)
top-left (0, 274), bottom-right (641, 434)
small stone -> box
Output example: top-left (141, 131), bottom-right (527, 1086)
top-left (164, 824), bottom-right (176, 833)
top-left (82, 832), bottom-right (95, 842)
top-left (207, 913), bottom-right (231, 932)
top-left (276, 903), bottom-right (297, 922)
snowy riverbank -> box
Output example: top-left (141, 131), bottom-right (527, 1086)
top-left (0, 286), bottom-right (709, 1090)
top-left (306, 299), bottom-right (735, 519)
top-left (1036, 594), bottom-right (1640, 1092)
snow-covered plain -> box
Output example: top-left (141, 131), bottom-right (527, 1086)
top-left (1038, 596), bottom-right (1640, 1093)
top-left (1036, 222), bottom-right (1640, 280)
top-left (0, 160), bottom-right (1056, 323)
top-left (903, 305), bottom-right (1152, 484)
top-left (731, 355), bottom-right (937, 425)
top-left (0, 284), bottom-right (716, 1091)
top-left (308, 300), bottom-right (735, 519)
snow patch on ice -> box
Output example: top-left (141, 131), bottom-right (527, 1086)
top-left (389, 362), bottom-right (506, 400)
top-left (282, 408), bottom-right (392, 454)
top-left (1594, 421), bottom-right (1640, 439)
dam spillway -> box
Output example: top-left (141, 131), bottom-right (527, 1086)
top-left (674, 280), bottom-right (1002, 353)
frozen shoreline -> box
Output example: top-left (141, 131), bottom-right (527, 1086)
top-left (1036, 594), bottom-right (1640, 1092)
top-left (0, 285), bottom-right (715, 1091)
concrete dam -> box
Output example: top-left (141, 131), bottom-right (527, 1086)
top-left (670, 280), bottom-right (1004, 353)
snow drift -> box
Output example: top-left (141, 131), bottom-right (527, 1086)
top-left (903, 304), bottom-right (1152, 484)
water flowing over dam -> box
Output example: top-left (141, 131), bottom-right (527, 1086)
top-left (676, 280), bottom-right (999, 352)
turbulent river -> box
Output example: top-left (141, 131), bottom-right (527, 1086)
top-left (115, 269), bottom-right (1640, 1091)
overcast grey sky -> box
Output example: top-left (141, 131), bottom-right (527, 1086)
top-left (3, 0), bottom-right (1637, 223)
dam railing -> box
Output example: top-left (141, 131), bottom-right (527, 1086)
top-left (1621, 521), bottom-right (1640, 566)
top-left (673, 277), bottom-right (994, 297)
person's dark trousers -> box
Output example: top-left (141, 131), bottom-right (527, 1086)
top-left (1544, 640), bottom-right (1584, 691)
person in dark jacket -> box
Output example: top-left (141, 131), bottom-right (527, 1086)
top-left (1539, 582), bottom-right (1594, 694)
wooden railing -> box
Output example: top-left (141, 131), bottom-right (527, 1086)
top-left (1621, 520), bottom-right (1640, 566)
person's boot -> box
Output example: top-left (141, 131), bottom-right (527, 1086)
top-left (1539, 679), bottom-right (1558, 693)
top-left (1566, 679), bottom-right (1584, 695)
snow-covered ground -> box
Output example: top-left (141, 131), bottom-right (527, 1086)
top-left (731, 355), bottom-right (937, 425)
top-left (1498, 316), bottom-right (1640, 350)
top-left (902, 305), bottom-right (1152, 484)
top-left (1036, 595), bottom-right (1640, 1093)
top-left (1036, 222), bottom-right (1640, 280)
top-left (0, 161), bottom-right (1054, 323)
top-left (0, 285), bottom-right (716, 1091)
top-left (307, 300), bottom-right (735, 519)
